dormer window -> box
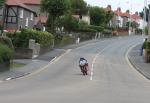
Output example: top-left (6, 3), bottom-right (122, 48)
top-left (19, 9), bottom-right (23, 18)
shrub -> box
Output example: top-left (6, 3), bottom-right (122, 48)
top-left (144, 26), bottom-right (148, 35)
top-left (0, 43), bottom-right (13, 63)
top-left (0, 36), bottom-right (14, 49)
top-left (146, 42), bottom-right (150, 62)
top-left (87, 25), bottom-right (104, 32)
top-left (60, 34), bottom-right (75, 45)
top-left (54, 34), bottom-right (63, 45)
top-left (78, 20), bottom-right (88, 29)
top-left (76, 28), bottom-right (97, 32)
top-left (58, 14), bottom-right (79, 32)
top-left (6, 29), bottom-right (54, 48)
top-left (135, 28), bottom-right (142, 34)
top-left (102, 29), bottom-right (112, 34)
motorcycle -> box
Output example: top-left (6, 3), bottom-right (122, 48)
top-left (79, 64), bottom-right (89, 75)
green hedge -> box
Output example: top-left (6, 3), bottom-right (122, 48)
top-left (0, 36), bottom-right (14, 49)
top-left (76, 28), bottom-right (97, 32)
top-left (60, 34), bottom-right (75, 45)
top-left (146, 41), bottom-right (150, 54)
top-left (0, 43), bottom-right (13, 63)
top-left (102, 29), bottom-right (112, 34)
top-left (54, 34), bottom-right (75, 46)
top-left (146, 42), bottom-right (150, 62)
top-left (6, 29), bottom-right (54, 48)
top-left (87, 25), bottom-right (104, 32)
top-left (135, 28), bottom-right (142, 34)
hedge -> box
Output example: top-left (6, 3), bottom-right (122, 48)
top-left (0, 43), bottom-right (13, 63)
top-left (87, 25), bottom-right (104, 32)
top-left (0, 36), bottom-right (14, 49)
top-left (6, 29), bottom-right (54, 48)
top-left (146, 42), bottom-right (150, 55)
top-left (60, 34), bottom-right (75, 45)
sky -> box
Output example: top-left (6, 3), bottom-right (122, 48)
top-left (84, 0), bottom-right (149, 13)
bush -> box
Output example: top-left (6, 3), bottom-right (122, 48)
top-left (87, 25), bottom-right (104, 32)
top-left (135, 28), bottom-right (142, 34)
top-left (60, 34), bottom-right (75, 45)
top-left (6, 29), bottom-right (54, 48)
top-left (102, 29), bottom-right (112, 34)
top-left (0, 43), bottom-right (13, 63)
top-left (144, 26), bottom-right (148, 35)
top-left (58, 14), bottom-right (79, 32)
top-left (146, 42), bottom-right (150, 62)
top-left (0, 36), bottom-right (14, 49)
top-left (76, 28), bottom-right (97, 32)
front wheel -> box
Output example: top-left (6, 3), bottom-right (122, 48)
top-left (81, 66), bottom-right (88, 75)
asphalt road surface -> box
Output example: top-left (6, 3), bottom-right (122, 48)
top-left (0, 36), bottom-right (150, 103)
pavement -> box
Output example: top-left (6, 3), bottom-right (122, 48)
top-left (128, 44), bottom-right (150, 80)
top-left (0, 38), bottom-right (150, 82)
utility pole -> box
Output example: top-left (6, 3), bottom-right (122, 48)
top-left (129, 1), bottom-right (132, 36)
top-left (143, 0), bottom-right (147, 36)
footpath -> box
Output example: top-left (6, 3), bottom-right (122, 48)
top-left (128, 44), bottom-right (150, 80)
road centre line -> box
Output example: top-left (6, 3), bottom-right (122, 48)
top-left (90, 45), bottom-right (112, 81)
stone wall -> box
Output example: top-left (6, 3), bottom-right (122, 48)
top-left (14, 48), bottom-right (33, 59)
top-left (0, 61), bottom-right (10, 72)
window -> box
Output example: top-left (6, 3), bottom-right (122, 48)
top-left (25, 18), bottom-right (29, 27)
top-left (30, 13), bottom-right (33, 20)
top-left (19, 9), bottom-right (23, 18)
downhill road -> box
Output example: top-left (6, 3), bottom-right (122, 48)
top-left (0, 36), bottom-right (150, 103)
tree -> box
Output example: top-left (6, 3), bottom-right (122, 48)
top-left (126, 21), bottom-right (139, 29)
top-left (41, 0), bottom-right (71, 33)
top-left (58, 14), bottom-right (79, 33)
top-left (105, 11), bottom-right (114, 24)
top-left (140, 6), bottom-right (149, 22)
top-left (0, 0), bottom-right (5, 8)
top-left (71, 0), bottom-right (88, 15)
top-left (89, 6), bottom-right (106, 26)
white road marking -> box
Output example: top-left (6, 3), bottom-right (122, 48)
top-left (125, 43), bottom-right (148, 81)
top-left (18, 49), bottom-right (72, 79)
top-left (90, 45), bottom-right (111, 81)
top-left (5, 78), bottom-right (12, 81)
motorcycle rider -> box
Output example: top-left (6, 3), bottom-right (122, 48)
top-left (79, 58), bottom-right (89, 75)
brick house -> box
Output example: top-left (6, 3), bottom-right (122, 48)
top-left (0, 0), bottom-right (37, 31)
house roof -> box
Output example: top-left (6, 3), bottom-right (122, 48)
top-left (121, 12), bottom-right (130, 18)
top-left (131, 14), bottom-right (142, 20)
top-left (6, 0), bottom-right (37, 15)
top-left (19, 0), bottom-right (41, 5)
top-left (34, 16), bottom-right (48, 25)
top-left (114, 9), bottom-right (141, 20)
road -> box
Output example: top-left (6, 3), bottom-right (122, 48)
top-left (0, 36), bottom-right (150, 103)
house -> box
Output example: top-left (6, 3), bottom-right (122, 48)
top-left (72, 14), bottom-right (90, 25)
top-left (19, 0), bottom-right (48, 31)
top-left (113, 8), bottom-right (124, 28)
top-left (0, 0), bottom-right (37, 31)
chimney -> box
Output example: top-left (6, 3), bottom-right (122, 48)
top-left (107, 5), bottom-right (111, 9)
top-left (126, 10), bottom-right (130, 13)
top-left (117, 7), bottom-right (121, 12)
top-left (135, 12), bottom-right (138, 15)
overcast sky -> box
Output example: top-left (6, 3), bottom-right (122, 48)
top-left (84, 0), bottom-right (149, 13)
